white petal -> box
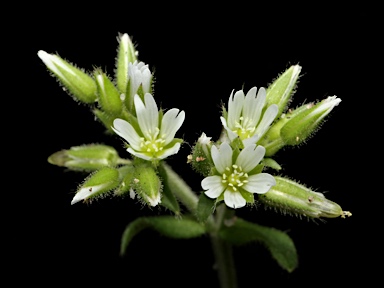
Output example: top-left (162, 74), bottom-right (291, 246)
top-left (157, 142), bottom-right (181, 159)
top-left (212, 142), bottom-right (233, 174)
top-left (135, 93), bottom-right (159, 137)
top-left (242, 173), bottom-right (276, 194)
top-left (37, 51), bottom-right (65, 79)
top-left (224, 190), bottom-right (246, 209)
top-left (236, 145), bottom-right (265, 172)
top-left (242, 134), bottom-right (260, 147)
top-left (112, 118), bottom-right (142, 150)
top-left (160, 109), bottom-right (185, 144)
top-left (227, 90), bottom-right (244, 129)
top-left (254, 104), bottom-right (278, 138)
top-left (243, 87), bottom-right (266, 128)
top-left (71, 184), bottom-right (106, 205)
top-left (220, 117), bottom-right (238, 142)
top-left (202, 176), bottom-right (225, 198)
top-left (127, 148), bottom-right (153, 161)
top-left (141, 69), bottom-right (152, 93)
top-left (142, 192), bottom-right (161, 207)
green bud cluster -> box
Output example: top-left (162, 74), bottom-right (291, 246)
top-left (37, 33), bottom-right (151, 133)
top-left (258, 65), bottom-right (341, 157)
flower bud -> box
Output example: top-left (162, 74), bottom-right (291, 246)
top-left (188, 133), bottom-right (215, 177)
top-left (131, 162), bottom-right (162, 207)
top-left (260, 96), bottom-right (341, 156)
top-left (266, 65), bottom-right (302, 119)
top-left (71, 167), bottom-right (120, 204)
top-left (94, 70), bottom-right (123, 116)
top-left (258, 176), bottom-right (351, 219)
top-left (115, 33), bottom-right (138, 93)
top-left (125, 61), bottom-right (152, 112)
top-left (47, 144), bottom-right (120, 171)
top-left (280, 96), bottom-right (341, 146)
top-left (37, 50), bottom-right (97, 104)
top-left (114, 165), bottom-right (136, 196)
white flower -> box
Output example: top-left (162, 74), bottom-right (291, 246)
top-left (201, 142), bottom-right (276, 209)
top-left (112, 93), bottom-right (185, 161)
top-left (128, 60), bottom-right (152, 97)
top-left (220, 87), bottom-right (278, 147)
top-left (123, 60), bottom-right (152, 110)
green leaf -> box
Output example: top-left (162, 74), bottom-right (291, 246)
top-left (219, 217), bottom-right (298, 272)
top-left (146, 216), bottom-right (206, 239)
top-left (196, 192), bottom-right (216, 222)
top-left (120, 218), bottom-right (150, 256)
top-left (120, 216), bottom-right (206, 256)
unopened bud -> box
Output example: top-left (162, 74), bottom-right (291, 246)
top-left (258, 176), bottom-right (351, 219)
top-left (94, 70), bottom-right (123, 116)
top-left (115, 33), bottom-right (138, 93)
top-left (280, 96), bottom-right (341, 146)
top-left (71, 167), bottom-right (120, 204)
top-left (48, 144), bottom-right (120, 171)
top-left (132, 162), bottom-right (162, 207)
top-left (37, 50), bottom-right (97, 104)
top-left (261, 96), bottom-right (341, 156)
top-left (266, 65), bottom-right (302, 118)
top-left (188, 133), bottom-right (214, 177)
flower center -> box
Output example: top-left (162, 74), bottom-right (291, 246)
top-left (139, 128), bottom-right (166, 156)
top-left (221, 164), bottom-right (249, 192)
top-left (233, 116), bottom-right (256, 140)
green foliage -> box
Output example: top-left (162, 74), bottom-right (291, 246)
top-left (219, 217), bottom-right (298, 272)
top-left (120, 216), bottom-right (206, 256)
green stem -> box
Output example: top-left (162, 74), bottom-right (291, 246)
top-left (160, 162), bottom-right (198, 212)
top-left (209, 205), bottom-right (238, 288)
top-left (161, 162), bottom-right (238, 288)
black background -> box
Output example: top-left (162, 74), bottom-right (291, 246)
top-left (15, 3), bottom-right (375, 287)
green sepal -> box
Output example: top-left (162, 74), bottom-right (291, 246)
top-left (157, 162), bottom-right (181, 215)
top-left (219, 217), bottom-right (298, 272)
top-left (93, 108), bottom-right (115, 133)
top-left (230, 137), bottom-right (244, 152)
top-left (280, 96), bottom-right (341, 146)
top-left (115, 33), bottom-right (137, 93)
top-left (37, 50), bottom-right (97, 104)
top-left (114, 164), bottom-right (135, 196)
top-left (238, 189), bottom-right (254, 204)
top-left (189, 133), bottom-right (214, 177)
top-left (262, 158), bottom-right (282, 171)
top-left (266, 65), bottom-right (301, 119)
top-left (248, 163), bottom-right (264, 176)
top-left (258, 115), bottom-right (288, 157)
top-left (71, 167), bottom-right (120, 204)
top-left (120, 216), bottom-right (206, 256)
top-left (132, 162), bottom-right (162, 207)
top-left (258, 176), bottom-right (352, 219)
top-left (196, 192), bottom-right (216, 222)
top-left (94, 69), bottom-right (123, 116)
top-left (47, 144), bottom-right (120, 171)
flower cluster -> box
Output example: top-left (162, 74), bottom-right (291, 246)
top-left (196, 87), bottom-right (278, 208)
